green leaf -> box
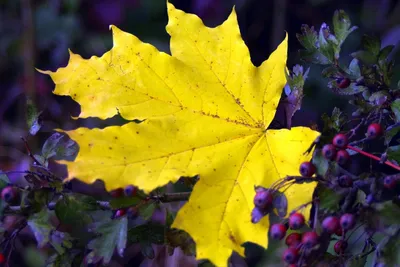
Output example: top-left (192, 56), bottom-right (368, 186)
top-left (376, 201), bottom-right (400, 225)
top-left (329, 81), bottom-right (367, 95)
top-left (379, 45), bottom-right (394, 61)
top-left (49, 231), bottom-right (73, 255)
top-left (55, 196), bottom-right (93, 227)
top-left (348, 58), bottom-right (361, 78)
top-left (128, 223), bottom-right (165, 244)
top-left (296, 24), bottom-right (318, 51)
top-left (351, 50), bottom-right (376, 65)
top-left (110, 196), bottom-right (141, 209)
top-left (317, 185), bottom-right (342, 211)
top-left (378, 235), bottom-right (400, 266)
top-left (362, 35), bottom-right (381, 56)
top-left (322, 66), bottom-right (340, 78)
top-left (312, 149), bottom-right (329, 176)
top-left (27, 208), bottom-right (53, 248)
top-left (387, 145), bottom-right (400, 164)
top-left (42, 133), bottom-right (78, 160)
top-left (384, 125), bottom-right (400, 146)
top-left (0, 171), bottom-right (10, 189)
top-left (391, 99), bottom-right (400, 123)
top-left (88, 217), bottom-right (128, 264)
top-left (318, 23), bottom-right (335, 62)
top-left (298, 49), bottom-right (330, 65)
top-left (139, 201), bottom-right (157, 221)
top-left (46, 252), bottom-right (74, 267)
top-left (369, 90), bottom-right (391, 106)
top-left (332, 10), bottom-right (357, 46)
top-left (166, 210), bottom-right (176, 227)
top-left (345, 256), bottom-right (367, 267)
top-left (26, 97), bottom-right (42, 136)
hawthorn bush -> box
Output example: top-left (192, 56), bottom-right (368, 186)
top-left (0, 5), bottom-right (400, 267)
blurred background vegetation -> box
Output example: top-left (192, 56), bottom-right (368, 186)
top-left (0, 0), bottom-right (399, 266)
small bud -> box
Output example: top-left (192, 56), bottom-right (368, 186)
top-left (114, 209), bottom-right (126, 218)
top-left (383, 176), bottom-right (397, 190)
top-left (251, 207), bottom-right (265, 224)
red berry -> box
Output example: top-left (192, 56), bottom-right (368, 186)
top-left (367, 123), bottom-right (383, 139)
top-left (253, 190), bottom-right (273, 210)
top-left (270, 223), bottom-right (287, 240)
top-left (322, 144), bottom-right (337, 160)
top-left (299, 162), bottom-right (316, 177)
top-left (340, 213), bottom-right (356, 231)
top-left (124, 185), bottom-right (137, 197)
top-left (336, 150), bottom-right (350, 165)
top-left (289, 212), bottom-right (305, 230)
top-left (110, 188), bottom-right (123, 198)
top-left (337, 78), bottom-right (351, 89)
top-left (115, 209), bottom-right (126, 218)
top-left (338, 175), bottom-right (353, 188)
top-left (335, 227), bottom-right (343, 236)
top-left (1, 186), bottom-right (17, 203)
top-left (285, 233), bottom-right (302, 247)
top-left (301, 231), bottom-right (319, 248)
top-left (283, 247), bottom-right (299, 264)
top-left (332, 133), bottom-right (348, 149)
top-left (384, 176), bottom-right (397, 189)
top-left (334, 240), bottom-right (348, 254)
top-left (322, 216), bottom-right (340, 234)
top-left (0, 253), bottom-right (4, 263)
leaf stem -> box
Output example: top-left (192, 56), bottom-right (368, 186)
top-left (151, 192), bottom-right (191, 202)
top-left (347, 145), bottom-right (400, 171)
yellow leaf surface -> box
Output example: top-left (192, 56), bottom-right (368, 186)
top-left (40, 3), bottom-right (320, 266)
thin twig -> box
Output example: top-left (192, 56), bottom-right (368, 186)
top-left (347, 145), bottom-right (400, 171)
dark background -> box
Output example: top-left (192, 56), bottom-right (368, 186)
top-left (0, 0), bottom-right (399, 266)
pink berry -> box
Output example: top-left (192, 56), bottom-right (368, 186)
top-left (270, 223), bottom-right (287, 240)
top-left (124, 185), bottom-right (137, 197)
top-left (334, 240), bottom-right (348, 254)
top-left (332, 133), bottom-right (348, 149)
top-left (336, 150), bottom-right (350, 165)
top-left (301, 231), bottom-right (319, 248)
top-left (367, 123), bottom-right (383, 139)
top-left (340, 213), bottom-right (356, 231)
top-left (322, 144), bottom-right (337, 160)
top-left (322, 216), bottom-right (340, 234)
top-left (115, 209), bottom-right (126, 218)
top-left (283, 247), bottom-right (299, 264)
top-left (299, 162), bottom-right (316, 177)
top-left (285, 233), bottom-right (302, 247)
top-left (1, 186), bottom-right (17, 203)
top-left (337, 78), bottom-right (351, 89)
top-left (384, 176), bottom-right (397, 190)
top-left (253, 190), bottom-right (273, 210)
top-left (289, 212), bottom-right (305, 230)
top-left (338, 175), bottom-right (353, 188)
top-left (110, 188), bottom-right (123, 198)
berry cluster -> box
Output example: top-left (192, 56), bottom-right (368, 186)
top-left (109, 185), bottom-right (140, 219)
top-left (269, 212), bottom-right (356, 265)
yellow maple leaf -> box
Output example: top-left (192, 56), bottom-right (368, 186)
top-left (40, 3), bottom-right (320, 266)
